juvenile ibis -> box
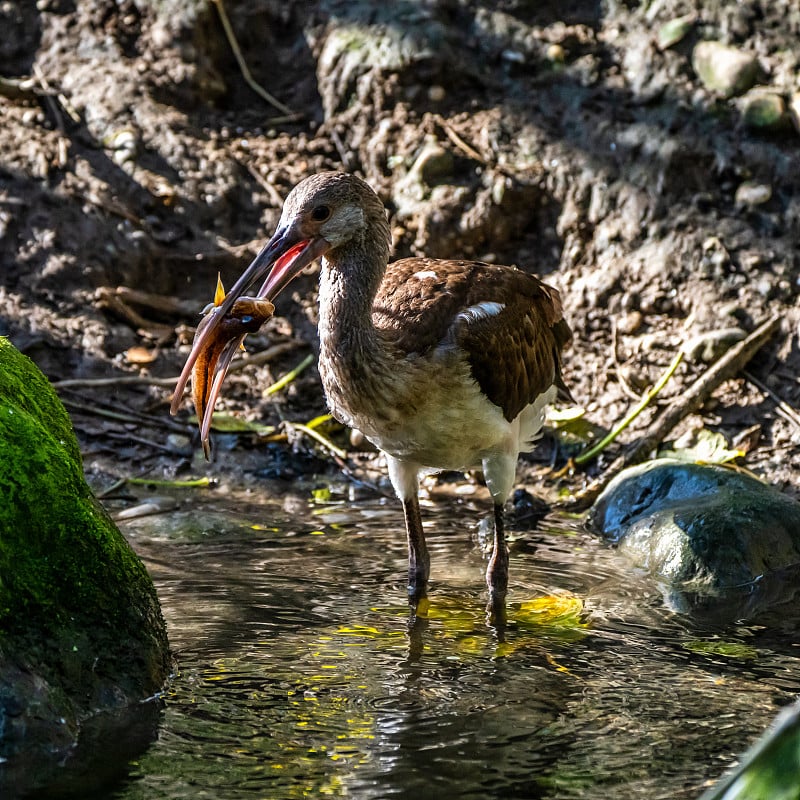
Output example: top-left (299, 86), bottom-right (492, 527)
top-left (172, 172), bottom-right (573, 622)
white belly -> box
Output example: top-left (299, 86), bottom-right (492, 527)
top-left (321, 346), bottom-right (555, 473)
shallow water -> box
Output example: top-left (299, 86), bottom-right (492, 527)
top-left (74, 482), bottom-right (800, 798)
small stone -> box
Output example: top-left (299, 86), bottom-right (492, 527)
top-left (657, 14), bottom-right (696, 50)
top-left (740, 89), bottom-right (789, 131)
top-left (735, 180), bottom-right (772, 207)
top-left (692, 41), bottom-right (760, 98)
top-left (427, 85), bottom-right (446, 103)
top-left (546, 43), bottom-right (565, 64)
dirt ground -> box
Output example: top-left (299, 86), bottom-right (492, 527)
top-left (1, 0), bottom-right (799, 503)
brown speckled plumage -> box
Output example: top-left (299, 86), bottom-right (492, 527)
top-left (373, 258), bottom-right (572, 422)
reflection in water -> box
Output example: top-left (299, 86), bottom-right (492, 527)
top-left (40, 484), bottom-right (800, 798)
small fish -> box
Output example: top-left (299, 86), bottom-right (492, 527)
top-left (186, 275), bottom-right (274, 458)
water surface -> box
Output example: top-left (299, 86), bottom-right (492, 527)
top-left (99, 481), bottom-right (800, 798)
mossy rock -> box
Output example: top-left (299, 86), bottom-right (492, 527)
top-left (588, 460), bottom-right (800, 618)
top-left (0, 338), bottom-right (170, 765)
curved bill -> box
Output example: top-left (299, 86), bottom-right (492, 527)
top-left (169, 225), bottom-right (330, 452)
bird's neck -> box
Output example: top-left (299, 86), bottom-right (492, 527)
top-left (318, 236), bottom-right (388, 363)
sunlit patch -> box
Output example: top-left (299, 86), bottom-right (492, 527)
top-left (512, 594), bottom-right (587, 630)
top-left (683, 639), bottom-right (758, 660)
top-left (659, 428), bottom-right (746, 466)
top-left (191, 588), bottom-right (586, 792)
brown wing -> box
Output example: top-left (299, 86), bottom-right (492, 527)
top-left (373, 258), bottom-right (572, 421)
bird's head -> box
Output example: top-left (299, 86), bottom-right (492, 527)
top-left (170, 172), bottom-right (389, 419)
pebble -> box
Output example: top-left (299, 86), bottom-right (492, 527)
top-left (546, 44), bottom-right (565, 64)
top-left (692, 41), bottom-right (760, 98)
top-left (734, 180), bottom-right (772, 208)
top-left (427, 85), bottom-right (446, 103)
top-left (616, 310), bottom-right (644, 335)
top-left (739, 89), bottom-right (789, 131)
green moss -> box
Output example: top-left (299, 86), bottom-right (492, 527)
top-left (0, 337), bottom-right (169, 705)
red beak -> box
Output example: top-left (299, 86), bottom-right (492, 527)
top-left (169, 225), bottom-right (330, 428)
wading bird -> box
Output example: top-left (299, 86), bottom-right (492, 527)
top-left (172, 172), bottom-right (572, 623)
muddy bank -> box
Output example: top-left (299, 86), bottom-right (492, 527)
top-left (0, 0), bottom-right (798, 495)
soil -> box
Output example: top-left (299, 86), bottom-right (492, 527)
top-left (2, 0), bottom-right (799, 504)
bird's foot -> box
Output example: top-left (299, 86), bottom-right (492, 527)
top-left (407, 580), bottom-right (430, 619)
top-left (486, 591), bottom-right (507, 631)
top-left (407, 547), bottom-right (430, 615)
top-left (486, 540), bottom-right (508, 628)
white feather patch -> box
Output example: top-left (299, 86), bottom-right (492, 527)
top-left (411, 269), bottom-right (438, 280)
top-left (457, 301), bottom-right (506, 324)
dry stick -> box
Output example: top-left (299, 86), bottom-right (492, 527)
top-left (566, 314), bottom-right (783, 511)
top-left (743, 370), bottom-right (800, 431)
top-left (212, 0), bottom-right (296, 117)
top-left (52, 342), bottom-right (303, 390)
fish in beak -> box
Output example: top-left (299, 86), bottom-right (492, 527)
top-left (170, 224), bottom-right (331, 458)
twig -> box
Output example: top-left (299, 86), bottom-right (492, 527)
top-left (62, 397), bottom-right (187, 433)
top-left (565, 315), bottom-right (782, 511)
top-left (574, 351), bottom-right (684, 466)
top-left (0, 75), bottom-right (39, 101)
top-left (31, 64), bottom-right (81, 123)
top-left (434, 115), bottom-right (486, 163)
top-left (242, 161), bottom-right (286, 209)
top-left (52, 342), bottom-right (303, 391)
top-left (233, 340), bottom-right (305, 369)
top-left (53, 375), bottom-right (178, 389)
top-left (291, 422), bottom-right (348, 460)
top-left (744, 370), bottom-right (800, 431)
top-left (211, 0), bottom-right (296, 117)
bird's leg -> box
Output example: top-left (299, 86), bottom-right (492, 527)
top-left (486, 502), bottom-right (508, 626)
top-left (387, 456), bottom-right (429, 612)
top-left (402, 493), bottom-right (430, 610)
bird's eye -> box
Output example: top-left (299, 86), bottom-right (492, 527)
top-left (311, 205), bottom-right (331, 221)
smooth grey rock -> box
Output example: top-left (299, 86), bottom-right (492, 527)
top-left (692, 41), bottom-right (761, 98)
top-left (588, 460), bottom-right (800, 615)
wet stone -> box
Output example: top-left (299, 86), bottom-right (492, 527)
top-left (588, 460), bottom-right (800, 616)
